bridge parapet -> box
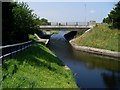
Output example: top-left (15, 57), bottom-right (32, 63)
top-left (39, 21), bottom-right (96, 30)
top-left (50, 22), bottom-right (89, 26)
top-left (39, 25), bottom-right (93, 30)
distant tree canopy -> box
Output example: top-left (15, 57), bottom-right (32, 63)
top-left (103, 1), bottom-right (120, 29)
top-left (40, 18), bottom-right (48, 25)
top-left (2, 2), bottom-right (48, 45)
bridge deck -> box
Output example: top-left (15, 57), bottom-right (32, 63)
top-left (40, 25), bottom-right (93, 29)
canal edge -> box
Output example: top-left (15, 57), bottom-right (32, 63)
top-left (69, 40), bottom-right (120, 59)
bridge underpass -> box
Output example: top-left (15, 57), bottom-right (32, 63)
top-left (36, 21), bottom-right (96, 43)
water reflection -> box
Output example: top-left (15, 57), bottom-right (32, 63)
top-left (72, 49), bottom-right (120, 72)
top-left (102, 72), bottom-right (120, 88)
top-left (48, 31), bottom-right (120, 88)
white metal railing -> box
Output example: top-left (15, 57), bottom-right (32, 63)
top-left (48, 21), bottom-right (96, 26)
top-left (0, 41), bottom-right (32, 60)
top-left (50, 22), bottom-right (89, 26)
top-left (0, 41), bottom-right (32, 82)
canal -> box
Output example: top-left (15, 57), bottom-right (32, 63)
top-left (48, 31), bottom-right (120, 88)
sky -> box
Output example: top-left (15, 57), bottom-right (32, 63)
top-left (26, 2), bottom-right (118, 23)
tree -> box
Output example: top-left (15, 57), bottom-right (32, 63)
top-left (2, 2), bottom-right (17, 45)
top-left (103, 17), bottom-right (111, 24)
top-left (40, 18), bottom-right (48, 25)
top-left (12, 2), bottom-right (36, 41)
top-left (103, 1), bottom-right (120, 29)
top-left (2, 2), bottom-right (44, 45)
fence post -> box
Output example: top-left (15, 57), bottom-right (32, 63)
top-left (10, 47), bottom-right (12, 58)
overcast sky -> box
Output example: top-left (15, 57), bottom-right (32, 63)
top-left (26, 2), bottom-right (117, 23)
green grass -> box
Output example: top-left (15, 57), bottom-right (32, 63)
top-left (0, 66), bottom-right (2, 89)
top-left (2, 44), bottom-right (77, 88)
top-left (29, 34), bottom-right (38, 41)
top-left (50, 31), bottom-right (59, 34)
top-left (73, 24), bottom-right (120, 52)
top-left (47, 29), bottom-right (59, 35)
top-left (42, 31), bottom-right (59, 35)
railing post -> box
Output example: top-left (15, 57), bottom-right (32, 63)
top-left (66, 22), bottom-right (67, 26)
top-left (76, 22), bottom-right (78, 26)
top-left (15, 46), bottom-right (17, 55)
top-left (10, 47), bottom-right (12, 58)
top-left (23, 44), bottom-right (25, 51)
top-left (87, 22), bottom-right (89, 26)
top-left (56, 22), bottom-right (58, 26)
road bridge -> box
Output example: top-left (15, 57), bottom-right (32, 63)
top-left (39, 21), bottom-right (96, 30)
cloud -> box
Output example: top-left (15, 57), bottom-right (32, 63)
top-left (90, 10), bottom-right (95, 14)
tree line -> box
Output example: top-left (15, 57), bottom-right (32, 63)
top-left (2, 2), bottom-right (48, 45)
top-left (103, 1), bottom-right (120, 29)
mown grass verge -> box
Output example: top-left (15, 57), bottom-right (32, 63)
top-left (0, 66), bottom-right (2, 89)
top-left (2, 44), bottom-right (77, 88)
top-left (73, 24), bottom-right (120, 52)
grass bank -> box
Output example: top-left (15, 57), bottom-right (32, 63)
top-left (2, 44), bottom-right (77, 88)
top-left (43, 31), bottom-right (59, 35)
top-left (73, 24), bottom-right (120, 52)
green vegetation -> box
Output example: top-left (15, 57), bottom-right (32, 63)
top-left (40, 18), bottom-right (49, 25)
top-left (2, 44), bottom-right (77, 88)
top-left (29, 34), bottom-right (38, 41)
top-left (2, 2), bottom-right (48, 45)
top-left (0, 77), bottom-right (1, 89)
top-left (50, 31), bottom-right (59, 34)
top-left (42, 31), bottom-right (59, 35)
top-left (73, 24), bottom-right (120, 52)
top-left (0, 66), bottom-right (1, 76)
top-left (103, 1), bottom-right (120, 29)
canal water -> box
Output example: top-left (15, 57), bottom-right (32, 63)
top-left (48, 31), bottom-right (120, 88)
